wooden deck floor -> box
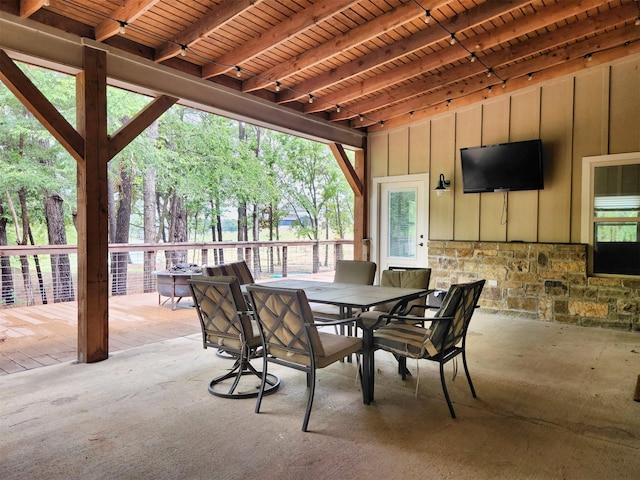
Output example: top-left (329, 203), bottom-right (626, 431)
top-left (0, 293), bottom-right (200, 375)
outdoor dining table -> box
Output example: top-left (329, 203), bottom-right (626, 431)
top-left (252, 279), bottom-right (430, 404)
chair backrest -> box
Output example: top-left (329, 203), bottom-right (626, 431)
top-left (428, 279), bottom-right (485, 354)
top-left (247, 285), bottom-right (325, 363)
top-left (374, 268), bottom-right (431, 313)
top-left (333, 260), bottom-right (376, 285)
top-left (204, 260), bottom-right (254, 285)
top-left (189, 276), bottom-right (254, 350)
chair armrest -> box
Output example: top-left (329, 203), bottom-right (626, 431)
top-left (309, 316), bottom-right (359, 327)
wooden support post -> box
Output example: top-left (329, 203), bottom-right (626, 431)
top-left (76, 46), bottom-right (109, 363)
top-left (329, 144), bottom-right (367, 261)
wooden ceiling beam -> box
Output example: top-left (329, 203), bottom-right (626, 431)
top-left (94, 0), bottom-right (161, 42)
top-left (369, 40), bottom-right (640, 132)
top-left (201, 0), bottom-right (359, 79)
top-left (278, 0), bottom-right (530, 106)
top-left (308, 0), bottom-right (611, 114)
top-left (20, 0), bottom-right (46, 18)
top-left (360, 25), bottom-right (640, 127)
top-left (241, 0), bottom-right (452, 93)
top-left (333, 2), bottom-right (639, 121)
top-left (154, 0), bottom-right (259, 63)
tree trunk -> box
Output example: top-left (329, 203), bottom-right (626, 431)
top-left (45, 193), bottom-right (75, 302)
top-left (16, 189), bottom-right (35, 306)
top-left (168, 192), bottom-right (188, 265)
top-left (143, 159), bottom-right (157, 293)
top-left (0, 198), bottom-right (15, 306)
top-left (111, 161), bottom-right (133, 295)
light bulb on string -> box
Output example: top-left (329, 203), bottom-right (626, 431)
top-left (336, 105), bottom-right (341, 113)
top-left (449, 33), bottom-right (456, 45)
top-left (425, 10), bottom-right (431, 24)
top-left (308, 94), bottom-right (313, 104)
top-left (235, 66), bottom-right (242, 77)
top-left (180, 45), bottom-right (187, 57)
top-left (275, 81), bottom-right (280, 92)
top-left (118, 21), bottom-right (127, 35)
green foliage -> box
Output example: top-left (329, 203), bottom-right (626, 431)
top-left (1, 61), bottom-right (354, 247)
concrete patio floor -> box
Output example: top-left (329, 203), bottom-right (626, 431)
top-left (2, 310), bottom-right (639, 480)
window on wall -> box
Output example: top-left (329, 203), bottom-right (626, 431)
top-left (582, 153), bottom-right (640, 276)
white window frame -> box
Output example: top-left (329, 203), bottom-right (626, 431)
top-left (581, 152), bottom-right (640, 276)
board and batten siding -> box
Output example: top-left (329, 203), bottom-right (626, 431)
top-left (368, 53), bottom-right (640, 244)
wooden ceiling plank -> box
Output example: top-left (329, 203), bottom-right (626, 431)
top-left (95, 0), bottom-right (162, 42)
top-left (201, 0), bottom-right (360, 79)
top-left (241, 0), bottom-right (447, 92)
top-left (20, 0), bottom-right (46, 18)
top-left (305, 0), bottom-right (611, 113)
top-left (363, 25), bottom-right (640, 126)
top-left (108, 95), bottom-right (178, 159)
top-left (332, 2), bottom-right (639, 120)
top-left (154, 0), bottom-right (262, 63)
top-left (281, 0), bottom-right (530, 106)
top-left (369, 39), bottom-right (640, 130)
top-left (0, 49), bottom-right (84, 160)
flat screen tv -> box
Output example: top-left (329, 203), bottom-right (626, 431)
top-left (460, 139), bottom-right (544, 193)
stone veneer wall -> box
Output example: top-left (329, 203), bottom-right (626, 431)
top-left (427, 241), bottom-right (639, 331)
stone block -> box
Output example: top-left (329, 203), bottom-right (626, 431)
top-left (506, 296), bottom-right (538, 311)
top-left (508, 260), bottom-right (530, 272)
top-left (554, 299), bottom-right (568, 314)
top-left (555, 314), bottom-right (580, 325)
top-left (509, 272), bottom-right (538, 283)
top-left (479, 264), bottom-right (508, 280)
top-left (544, 280), bottom-right (567, 296)
top-left (588, 277), bottom-right (622, 287)
top-left (537, 252), bottom-right (549, 267)
top-left (568, 300), bottom-right (608, 318)
top-left (538, 296), bottom-right (553, 321)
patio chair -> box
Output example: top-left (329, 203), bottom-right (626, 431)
top-left (247, 284), bottom-right (363, 432)
top-left (358, 267), bottom-right (432, 330)
top-left (310, 259), bottom-right (377, 320)
top-left (188, 276), bottom-right (280, 399)
top-left (373, 279), bottom-right (485, 418)
top-left (204, 260), bottom-right (254, 285)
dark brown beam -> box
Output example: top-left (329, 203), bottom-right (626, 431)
top-left (108, 95), bottom-right (178, 159)
top-left (0, 49), bottom-right (84, 160)
top-left (76, 46), bottom-right (109, 364)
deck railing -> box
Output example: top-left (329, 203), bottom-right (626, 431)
top-left (0, 240), bottom-right (353, 307)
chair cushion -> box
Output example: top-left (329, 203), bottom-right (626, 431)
top-left (269, 332), bottom-right (361, 368)
top-left (373, 322), bottom-right (433, 358)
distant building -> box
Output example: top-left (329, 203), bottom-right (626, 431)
top-left (279, 214), bottom-right (311, 228)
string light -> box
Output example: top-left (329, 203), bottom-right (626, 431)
top-left (380, 120), bottom-right (385, 127)
top-left (359, 114), bottom-right (364, 122)
top-left (487, 68), bottom-right (493, 78)
top-left (308, 94), bottom-right (313, 104)
top-left (180, 45), bottom-right (187, 57)
top-left (636, 16), bottom-right (640, 27)
top-left (274, 81), bottom-right (280, 92)
top-left (235, 66), bottom-right (242, 77)
top-left (585, 53), bottom-right (593, 62)
top-left (470, 53), bottom-right (476, 63)
top-left (449, 33), bottom-right (456, 45)
top-left (336, 105), bottom-right (341, 113)
top-left (425, 10), bottom-right (431, 24)
top-left (502, 80), bottom-right (507, 89)
top-left (118, 20), bottom-right (127, 35)
top-left (409, 111), bottom-right (414, 117)
top-left (528, 73), bottom-right (533, 81)
top-left (446, 99), bottom-right (452, 107)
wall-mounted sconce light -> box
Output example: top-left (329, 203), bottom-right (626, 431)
top-left (434, 173), bottom-right (451, 196)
